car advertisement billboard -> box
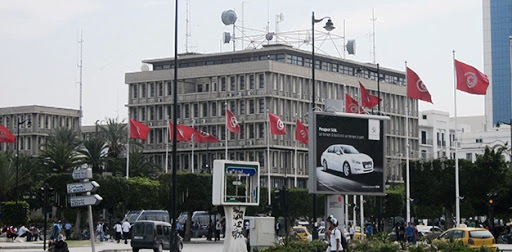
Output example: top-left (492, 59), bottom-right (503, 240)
top-left (308, 112), bottom-right (387, 195)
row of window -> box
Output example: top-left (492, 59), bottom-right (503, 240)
top-left (0, 114), bottom-right (77, 130)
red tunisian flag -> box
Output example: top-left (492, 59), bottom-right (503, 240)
top-left (359, 82), bottom-right (382, 108)
top-left (454, 59), bottom-right (489, 95)
top-left (193, 129), bottom-right (219, 143)
top-left (295, 119), bottom-right (308, 144)
top-left (407, 67), bottom-right (433, 103)
top-left (225, 108), bottom-right (240, 134)
top-left (268, 113), bottom-right (287, 135)
top-left (0, 124), bottom-right (15, 143)
top-left (169, 122), bottom-right (195, 142)
top-left (345, 94), bottom-right (365, 114)
top-left (129, 118), bottom-right (150, 141)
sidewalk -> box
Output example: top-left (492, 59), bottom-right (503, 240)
top-left (0, 237), bottom-right (223, 251)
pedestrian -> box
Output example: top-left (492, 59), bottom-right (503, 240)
top-left (365, 223), bottom-right (373, 238)
top-left (326, 216), bottom-right (343, 252)
top-left (64, 222), bottom-right (72, 241)
top-left (6, 226), bottom-right (18, 242)
top-left (18, 225), bottom-right (32, 241)
top-left (215, 220), bottom-right (222, 241)
top-left (114, 221), bottom-right (122, 243)
top-left (96, 222), bottom-right (105, 242)
top-left (52, 234), bottom-right (69, 252)
top-left (405, 222), bottom-right (416, 244)
top-left (122, 220), bottom-right (131, 244)
top-left (103, 222), bottom-right (109, 241)
top-left (348, 223), bottom-right (354, 240)
top-left (50, 220), bottom-right (62, 242)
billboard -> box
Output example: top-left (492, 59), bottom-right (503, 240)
top-left (308, 112), bottom-right (387, 195)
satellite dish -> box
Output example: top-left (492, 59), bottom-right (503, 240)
top-left (346, 39), bottom-right (356, 55)
top-left (141, 64), bottom-right (150, 72)
top-left (265, 32), bottom-right (274, 41)
top-left (223, 32), bottom-right (231, 43)
top-left (221, 10), bottom-right (237, 25)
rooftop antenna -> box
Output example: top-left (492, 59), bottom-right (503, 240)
top-left (371, 8), bottom-right (377, 64)
top-left (221, 10), bottom-right (238, 51)
top-left (77, 30), bottom-right (84, 134)
top-left (242, 1), bottom-right (246, 49)
top-left (275, 13), bottom-right (284, 43)
top-left (185, 0), bottom-right (191, 53)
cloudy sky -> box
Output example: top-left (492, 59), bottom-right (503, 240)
top-left (0, 0), bottom-right (484, 125)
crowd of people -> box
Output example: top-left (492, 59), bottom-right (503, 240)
top-left (1, 224), bottom-right (43, 242)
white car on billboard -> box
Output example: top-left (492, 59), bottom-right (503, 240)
top-left (321, 144), bottom-right (374, 176)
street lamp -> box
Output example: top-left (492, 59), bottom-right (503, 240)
top-left (16, 117), bottom-right (31, 225)
top-left (356, 64), bottom-right (381, 113)
top-left (311, 11), bottom-right (334, 241)
top-left (496, 120), bottom-right (512, 162)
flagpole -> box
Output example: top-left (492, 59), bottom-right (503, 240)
top-left (405, 61), bottom-right (411, 224)
top-left (191, 119), bottom-right (195, 173)
top-left (165, 116), bottom-right (169, 173)
top-left (225, 103), bottom-right (228, 160)
top-left (294, 115), bottom-right (298, 187)
top-left (126, 116), bottom-right (130, 179)
top-left (453, 50), bottom-right (460, 226)
top-left (267, 108), bottom-right (272, 206)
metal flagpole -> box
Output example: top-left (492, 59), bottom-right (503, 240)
top-left (126, 114), bottom-right (130, 179)
top-left (352, 196), bottom-right (356, 231)
top-left (405, 61), bottom-right (411, 224)
top-left (453, 50), bottom-right (460, 226)
top-left (294, 114), bottom-right (298, 187)
top-left (225, 103), bottom-right (228, 159)
top-left (165, 116), bottom-right (169, 173)
top-left (191, 119), bottom-right (195, 173)
top-left (267, 108), bottom-right (272, 205)
top-left (359, 195), bottom-right (364, 240)
top-left (344, 195), bottom-right (349, 230)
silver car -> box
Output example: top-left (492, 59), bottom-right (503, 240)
top-left (321, 144), bottom-right (374, 176)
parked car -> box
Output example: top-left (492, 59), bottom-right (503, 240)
top-left (433, 227), bottom-right (497, 251)
top-left (321, 144), bottom-right (374, 177)
top-left (416, 225), bottom-right (444, 241)
top-left (291, 226), bottom-right (311, 241)
top-left (123, 210), bottom-right (170, 225)
top-left (131, 220), bottom-right (183, 252)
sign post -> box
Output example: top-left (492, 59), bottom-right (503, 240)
top-left (68, 168), bottom-right (100, 252)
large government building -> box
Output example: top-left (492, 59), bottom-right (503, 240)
top-left (125, 44), bottom-right (419, 188)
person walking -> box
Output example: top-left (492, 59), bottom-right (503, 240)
top-left (64, 222), bottom-right (72, 241)
top-left (122, 220), bottom-right (131, 244)
top-left (50, 220), bottom-right (62, 242)
top-left (114, 221), bottom-right (122, 243)
top-left (215, 220), bottom-right (222, 241)
top-left (348, 223), bottom-right (355, 240)
top-left (326, 216), bottom-right (343, 252)
top-left (405, 222), bottom-right (416, 245)
top-left (96, 222), bottom-right (105, 242)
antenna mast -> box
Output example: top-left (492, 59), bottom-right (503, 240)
top-left (371, 8), bottom-right (377, 64)
top-left (185, 0), bottom-right (190, 53)
top-left (78, 31), bottom-right (84, 135)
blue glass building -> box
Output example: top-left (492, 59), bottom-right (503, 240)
top-left (484, 0), bottom-right (512, 125)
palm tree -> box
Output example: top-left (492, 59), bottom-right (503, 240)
top-left (128, 150), bottom-right (162, 179)
top-left (100, 118), bottom-right (127, 159)
top-left (78, 135), bottom-right (108, 174)
top-left (0, 151), bottom-right (15, 201)
top-left (39, 127), bottom-right (82, 173)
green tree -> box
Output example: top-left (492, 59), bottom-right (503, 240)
top-left (39, 127), bottom-right (82, 173)
top-left (78, 135), bottom-right (108, 174)
top-left (100, 118), bottom-right (127, 159)
top-left (128, 149), bottom-right (162, 179)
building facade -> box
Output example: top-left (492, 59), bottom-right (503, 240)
top-left (483, 0), bottom-right (512, 126)
top-left (125, 44), bottom-right (419, 188)
top-left (0, 105), bottom-right (81, 155)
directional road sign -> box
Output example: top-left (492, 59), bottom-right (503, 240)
top-left (67, 181), bottom-right (100, 194)
top-left (72, 168), bottom-right (93, 180)
top-left (70, 194), bottom-right (103, 207)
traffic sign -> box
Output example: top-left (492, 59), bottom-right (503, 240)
top-left (70, 194), bottom-right (103, 207)
top-left (67, 181), bottom-right (100, 194)
top-left (72, 168), bottom-right (93, 180)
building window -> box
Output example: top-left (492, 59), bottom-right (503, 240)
top-left (141, 83), bottom-right (146, 98)
top-left (133, 84), bottom-right (138, 98)
top-left (240, 100), bottom-right (246, 114)
top-left (248, 124), bottom-right (254, 138)
top-left (249, 100), bottom-right (255, 114)
top-left (258, 74), bottom-right (265, 89)
top-left (184, 104), bottom-right (190, 118)
top-left (212, 102), bottom-right (217, 116)
top-left (150, 82), bottom-right (155, 97)
top-left (258, 123), bottom-right (264, 138)
top-left (158, 82), bottom-right (163, 96)
top-left (240, 76), bottom-right (245, 91)
top-left (466, 153), bottom-right (473, 160)
top-left (475, 138), bottom-right (483, 143)
top-left (230, 76), bottom-right (236, 91)
top-left (421, 150), bottom-right (427, 159)
top-left (249, 75), bottom-right (255, 89)
top-left (259, 99), bottom-right (264, 113)
top-left (421, 131), bottom-right (426, 144)
top-left (193, 104), bottom-right (199, 117)
top-left (197, 84), bottom-right (203, 92)
top-left (202, 103), bottom-right (208, 117)
top-left (221, 77), bottom-right (226, 91)
top-left (422, 114), bottom-right (427, 120)
top-left (167, 81), bottom-right (172, 95)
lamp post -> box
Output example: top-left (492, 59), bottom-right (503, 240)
top-left (170, 0), bottom-right (179, 250)
top-left (16, 117), bottom-right (31, 225)
top-left (311, 11), bottom-right (334, 240)
top-left (356, 64), bottom-right (381, 114)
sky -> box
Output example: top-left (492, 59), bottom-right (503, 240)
top-left (0, 0), bottom-right (485, 125)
